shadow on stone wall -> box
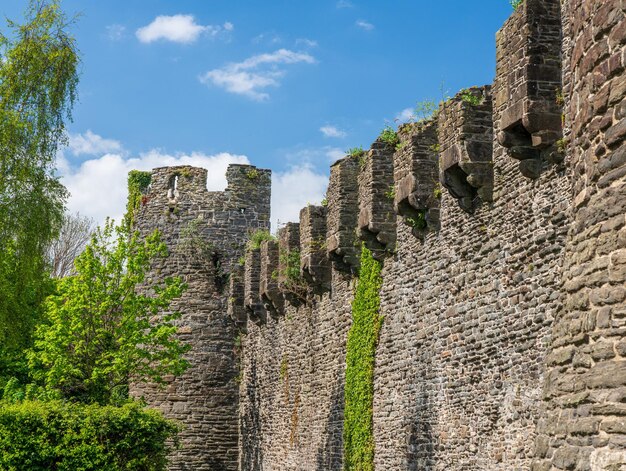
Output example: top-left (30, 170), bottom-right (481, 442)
top-left (406, 359), bottom-right (435, 470)
top-left (240, 357), bottom-right (264, 471)
top-left (315, 371), bottom-right (345, 471)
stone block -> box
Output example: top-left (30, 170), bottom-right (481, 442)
top-left (244, 248), bottom-right (265, 323)
top-left (300, 205), bottom-right (331, 291)
top-left (439, 86), bottom-right (494, 212)
top-left (357, 139), bottom-right (397, 257)
top-left (494, 0), bottom-right (563, 178)
top-left (393, 120), bottom-right (440, 234)
top-left (259, 239), bottom-right (283, 314)
top-left (326, 154), bottom-right (360, 270)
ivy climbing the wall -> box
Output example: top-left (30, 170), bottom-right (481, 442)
top-left (125, 170), bottom-right (152, 228)
top-left (343, 246), bottom-right (384, 471)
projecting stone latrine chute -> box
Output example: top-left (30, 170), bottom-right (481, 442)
top-left (128, 0), bottom-right (626, 469)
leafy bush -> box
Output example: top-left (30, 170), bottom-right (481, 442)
top-left (0, 400), bottom-right (180, 470)
top-left (29, 220), bottom-right (189, 405)
top-left (378, 126), bottom-right (399, 148)
top-left (343, 246), bottom-right (384, 471)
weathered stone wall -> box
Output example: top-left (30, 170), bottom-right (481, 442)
top-left (533, 2), bottom-right (626, 470)
top-left (130, 164), bottom-right (271, 471)
top-left (234, 0), bottom-right (612, 469)
top-left (131, 0), bottom-right (626, 469)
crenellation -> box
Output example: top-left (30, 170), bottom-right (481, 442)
top-left (244, 248), bottom-right (265, 324)
top-left (393, 120), bottom-right (440, 234)
top-left (494, 0), bottom-right (563, 178)
top-left (326, 155), bottom-right (361, 270)
top-left (128, 2), bottom-right (626, 469)
top-left (277, 223), bottom-right (306, 304)
top-left (299, 204), bottom-right (331, 292)
top-left (228, 264), bottom-right (247, 332)
top-left (259, 239), bottom-right (283, 314)
top-left (439, 86), bottom-right (494, 212)
top-left (357, 140), bottom-right (397, 258)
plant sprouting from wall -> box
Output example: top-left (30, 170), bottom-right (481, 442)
top-left (405, 210), bottom-right (427, 230)
top-left (279, 249), bottom-right (307, 300)
top-left (384, 185), bottom-right (396, 201)
top-left (247, 230), bottom-right (276, 251)
top-left (124, 170), bottom-right (152, 229)
top-left (415, 99), bottom-right (439, 122)
top-left (347, 147), bottom-right (365, 159)
top-left (343, 246), bottom-right (384, 471)
top-left (460, 89), bottom-right (484, 106)
top-left (246, 168), bottom-right (260, 180)
top-left (378, 126), bottom-right (399, 148)
top-left (510, 0), bottom-right (523, 10)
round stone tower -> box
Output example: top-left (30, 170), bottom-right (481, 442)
top-left (130, 164), bottom-right (271, 471)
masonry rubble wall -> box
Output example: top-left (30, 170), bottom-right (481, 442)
top-left (236, 1), bottom-right (624, 469)
top-left (131, 0), bottom-right (626, 469)
top-left (129, 164), bottom-right (271, 471)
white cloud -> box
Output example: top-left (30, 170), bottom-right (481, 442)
top-left (60, 150), bottom-right (249, 225)
top-left (199, 49), bottom-right (316, 101)
top-left (271, 164), bottom-right (328, 230)
top-left (105, 24), bottom-right (126, 41)
top-left (69, 131), bottom-right (123, 156)
top-left (136, 15), bottom-right (232, 44)
top-left (296, 38), bottom-right (318, 48)
top-left (325, 147), bottom-right (345, 163)
top-left (336, 0), bottom-right (354, 8)
top-left (356, 20), bottom-right (374, 31)
top-left (395, 107), bottom-right (415, 123)
top-left (252, 32), bottom-right (282, 45)
top-left (320, 125), bottom-right (347, 138)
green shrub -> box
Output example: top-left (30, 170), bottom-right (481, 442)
top-left (246, 230), bottom-right (276, 250)
top-left (460, 89), bottom-right (483, 106)
top-left (0, 400), bottom-right (180, 470)
top-left (378, 126), bottom-right (399, 148)
top-left (343, 246), bottom-right (384, 471)
top-left (347, 147), bottom-right (365, 159)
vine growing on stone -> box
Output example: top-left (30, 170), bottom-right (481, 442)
top-left (124, 170), bottom-right (151, 229)
top-left (343, 246), bottom-right (384, 471)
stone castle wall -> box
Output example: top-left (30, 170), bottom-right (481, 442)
top-left (130, 164), bottom-right (271, 471)
top-left (232, 1), bottom-right (626, 470)
top-left (129, 0), bottom-right (626, 469)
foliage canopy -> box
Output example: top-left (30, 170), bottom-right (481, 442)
top-left (0, 0), bottom-right (79, 352)
top-left (28, 220), bottom-right (190, 404)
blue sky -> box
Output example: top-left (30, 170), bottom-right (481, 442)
top-left (2, 1), bottom-right (514, 229)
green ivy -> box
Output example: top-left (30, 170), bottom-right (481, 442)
top-left (0, 400), bottom-right (180, 470)
top-left (124, 170), bottom-right (152, 228)
top-left (343, 246), bottom-right (384, 471)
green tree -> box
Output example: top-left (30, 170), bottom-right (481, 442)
top-left (0, 0), bottom-right (79, 354)
top-left (28, 220), bottom-right (190, 404)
